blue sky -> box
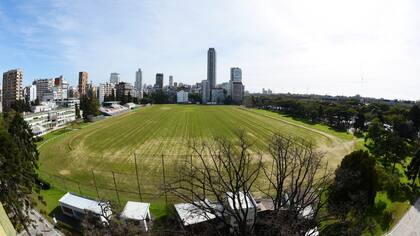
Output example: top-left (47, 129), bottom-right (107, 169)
top-left (0, 0), bottom-right (419, 100)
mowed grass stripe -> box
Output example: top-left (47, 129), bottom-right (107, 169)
top-left (39, 105), bottom-right (356, 203)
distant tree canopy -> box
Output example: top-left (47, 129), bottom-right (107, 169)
top-left (151, 90), bottom-right (169, 104)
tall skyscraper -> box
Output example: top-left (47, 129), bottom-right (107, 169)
top-left (2, 69), bottom-right (23, 111)
top-left (207, 48), bottom-right (216, 89)
top-left (169, 75), bottom-right (174, 87)
top-left (110, 72), bottom-right (120, 84)
top-left (35, 78), bottom-right (54, 101)
top-left (78, 71), bottom-right (88, 97)
top-left (155, 73), bottom-right (164, 89)
top-left (135, 69), bottom-right (143, 92)
top-left (230, 67), bottom-right (242, 82)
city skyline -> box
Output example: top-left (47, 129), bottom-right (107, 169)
top-left (0, 0), bottom-right (419, 100)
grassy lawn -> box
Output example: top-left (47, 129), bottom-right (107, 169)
top-left (36, 105), bottom-right (360, 227)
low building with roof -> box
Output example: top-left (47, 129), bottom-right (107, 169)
top-left (120, 201), bottom-right (151, 232)
top-left (58, 192), bottom-right (111, 223)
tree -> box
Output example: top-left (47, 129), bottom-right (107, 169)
top-left (406, 148), bottom-right (420, 187)
top-left (0, 113), bottom-right (40, 232)
top-left (75, 103), bottom-right (81, 119)
top-left (80, 95), bottom-right (100, 120)
top-left (328, 150), bottom-right (377, 220)
top-left (258, 134), bottom-right (331, 235)
top-left (167, 131), bottom-right (262, 235)
top-left (354, 112), bottom-right (366, 132)
top-left (81, 202), bottom-right (143, 235)
top-left (408, 105), bottom-right (420, 131)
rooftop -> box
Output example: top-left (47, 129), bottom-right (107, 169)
top-left (120, 201), bottom-right (150, 221)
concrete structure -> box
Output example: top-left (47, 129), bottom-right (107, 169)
top-left (53, 76), bottom-right (69, 100)
top-left (201, 80), bottom-right (210, 104)
top-left (135, 69), bottom-right (143, 92)
top-left (169, 75), bottom-right (174, 87)
top-left (121, 201), bottom-right (151, 232)
top-left (231, 81), bottom-right (244, 104)
top-left (177, 90), bottom-right (189, 103)
top-left (59, 192), bottom-right (111, 222)
top-left (78, 72), bottom-right (88, 97)
top-left (207, 48), bottom-right (216, 90)
top-left (116, 82), bottom-right (134, 99)
top-left (24, 84), bottom-right (37, 102)
top-left (211, 88), bottom-right (225, 104)
top-left (35, 78), bottom-right (54, 101)
top-left (98, 83), bottom-right (115, 104)
top-left (24, 106), bottom-right (76, 136)
top-left (110, 72), bottom-right (120, 84)
top-left (155, 73), bottom-right (164, 89)
top-left (387, 197), bottom-right (420, 236)
top-left (2, 69), bottom-right (23, 112)
top-left (230, 67), bottom-right (242, 82)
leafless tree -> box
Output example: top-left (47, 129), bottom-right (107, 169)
top-left (166, 131), bottom-right (263, 235)
top-left (258, 134), bottom-right (332, 235)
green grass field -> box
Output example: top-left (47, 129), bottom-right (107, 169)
top-left (38, 105), bottom-right (361, 217)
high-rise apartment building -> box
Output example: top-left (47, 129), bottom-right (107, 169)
top-left (116, 82), bottom-right (134, 100)
top-left (169, 75), bottom-right (174, 87)
top-left (207, 48), bottom-right (216, 89)
top-left (135, 69), bottom-right (143, 92)
top-left (24, 84), bottom-right (37, 102)
top-left (155, 73), bottom-right (164, 89)
top-left (230, 67), bottom-right (242, 82)
top-left (98, 83), bottom-right (115, 104)
top-left (35, 78), bottom-right (54, 101)
top-left (2, 69), bottom-right (23, 111)
top-left (78, 71), bottom-right (88, 97)
top-left (231, 82), bottom-right (244, 104)
top-left (110, 73), bottom-right (120, 84)
top-left (201, 80), bottom-right (210, 104)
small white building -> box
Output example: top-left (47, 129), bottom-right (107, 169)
top-left (177, 90), bottom-right (189, 104)
top-left (174, 199), bottom-right (221, 227)
top-left (59, 192), bottom-right (111, 222)
top-left (120, 201), bottom-right (151, 232)
top-left (226, 191), bottom-right (257, 230)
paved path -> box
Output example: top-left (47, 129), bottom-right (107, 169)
top-left (18, 209), bottom-right (63, 236)
top-left (387, 198), bottom-right (420, 236)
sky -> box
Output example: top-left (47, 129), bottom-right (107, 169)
top-left (0, 0), bottom-right (419, 100)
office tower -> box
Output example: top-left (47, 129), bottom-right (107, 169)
top-left (201, 80), bottom-right (210, 104)
top-left (78, 71), bottom-right (89, 97)
top-left (231, 82), bottom-right (244, 104)
top-left (2, 69), bottom-right (23, 111)
top-left (169, 75), bottom-right (174, 87)
top-left (135, 69), bottom-right (143, 92)
top-left (207, 48), bottom-right (216, 90)
top-left (110, 73), bottom-right (120, 84)
top-left (155, 73), bottom-right (164, 89)
top-left (230, 67), bottom-right (242, 82)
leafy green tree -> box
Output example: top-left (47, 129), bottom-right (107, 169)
top-left (328, 150), bottom-right (377, 220)
top-left (354, 112), bottom-right (366, 132)
top-left (409, 105), bottom-right (420, 131)
top-left (406, 148), bottom-right (420, 187)
top-left (0, 113), bottom-right (40, 232)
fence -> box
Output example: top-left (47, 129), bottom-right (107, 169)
top-left (39, 153), bottom-right (276, 211)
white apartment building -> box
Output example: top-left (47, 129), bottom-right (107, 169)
top-left (98, 83), bottom-right (115, 104)
top-left (24, 106), bottom-right (76, 136)
top-left (110, 73), bottom-right (120, 84)
top-left (177, 90), bottom-right (189, 103)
